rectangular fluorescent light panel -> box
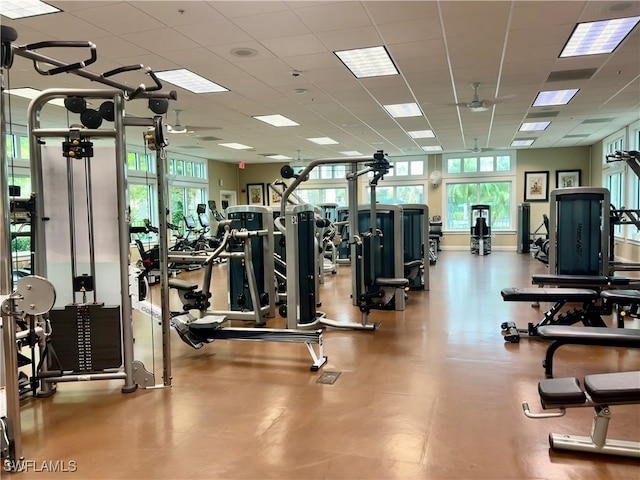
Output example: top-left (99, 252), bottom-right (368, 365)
top-left (7, 88), bottom-right (66, 107)
top-left (253, 114), bottom-right (299, 127)
top-left (421, 145), bottom-right (443, 152)
top-left (266, 154), bottom-right (292, 160)
top-left (384, 103), bottom-right (422, 118)
top-left (512, 139), bottom-right (535, 146)
top-left (334, 46), bottom-right (398, 78)
top-left (219, 143), bottom-right (253, 150)
top-left (307, 137), bottom-right (339, 145)
top-left (533, 89), bottom-right (579, 107)
top-left (408, 130), bottom-right (435, 139)
top-left (560, 17), bottom-right (640, 57)
top-left (340, 151), bottom-right (363, 156)
top-left (520, 121), bottom-right (550, 132)
top-left (0, 0), bottom-right (60, 19)
top-left (155, 69), bottom-right (228, 94)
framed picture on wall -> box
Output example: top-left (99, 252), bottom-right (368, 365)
top-left (266, 183), bottom-right (283, 206)
top-left (246, 183), bottom-right (265, 205)
top-left (556, 169), bottom-right (581, 188)
top-left (524, 171), bottom-right (549, 202)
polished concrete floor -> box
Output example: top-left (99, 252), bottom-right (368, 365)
top-left (15, 251), bottom-right (640, 479)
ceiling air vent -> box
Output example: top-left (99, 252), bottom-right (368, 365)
top-left (582, 118), bottom-right (615, 124)
top-left (177, 145), bottom-right (203, 149)
top-left (564, 134), bottom-right (590, 138)
top-left (527, 111), bottom-right (560, 119)
top-left (546, 68), bottom-right (597, 82)
top-left (198, 136), bottom-right (223, 142)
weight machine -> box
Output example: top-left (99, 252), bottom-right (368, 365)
top-left (277, 151), bottom-right (408, 330)
top-left (1, 25), bottom-right (176, 469)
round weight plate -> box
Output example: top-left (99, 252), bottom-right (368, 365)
top-left (80, 108), bottom-right (103, 129)
top-left (16, 275), bottom-right (56, 315)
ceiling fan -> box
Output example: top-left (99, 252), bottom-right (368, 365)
top-left (456, 82), bottom-right (492, 112)
top-left (467, 137), bottom-right (488, 153)
top-left (166, 109), bottom-right (221, 134)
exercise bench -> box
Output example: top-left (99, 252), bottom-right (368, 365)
top-left (500, 287), bottom-right (607, 342)
top-left (531, 274), bottom-right (630, 288)
top-left (522, 371), bottom-right (640, 458)
top-left (537, 325), bottom-right (640, 377)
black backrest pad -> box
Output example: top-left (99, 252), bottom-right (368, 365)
top-left (584, 371), bottom-right (640, 404)
top-left (538, 377), bottom-right (586, 406)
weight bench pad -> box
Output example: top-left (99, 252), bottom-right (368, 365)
top-left (537, 326), bottom-right (640, 344)
top-left (376, 277), bottom-right (409, 287)
top-left (404, 260), bottom-right (423, 270)
top-left (539, 377), bottom-right (586, 406)
top-left (601, 289), bottom-right (640, 304)
top-left (501, 287), bottom-right (598, 302)
top-left (531, 274), bottom-right (629, 286)
top-left (584, 371), bottom-right (640, 404)
top-left (168, 279), bottom-right (198, 291)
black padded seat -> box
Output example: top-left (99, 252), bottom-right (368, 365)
top-left (188, 315), bottom-right (226, 331)
top-left (601, 289), bottom-right (640, 304)
top-left (501, 287), bottom-right (598, 302)
top-left (537, 326), bottom-right (640, 344)
top-left (539, 377), bottom-right (586, 406)
top-left (168, 279), bottom-right (198, 291)
top-left (404, 259), bottom-right (423, 270)
top-left (376, 277), bottom-right (409, 287)
top-left (531, 274), bottom-right (629, 286)
top-left (584, 371), bottom-right (640, 404)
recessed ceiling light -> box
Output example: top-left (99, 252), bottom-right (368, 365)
top-left (383, 103), bottom-right (422, 118)
top-left (340, 151), bottom-right (363, 156)
top-left (560, 16), bottom-right (640, 57)
top-left (0, 0), bottom-right (60, 19)
top-left (219, 143), bottom-right (253, 150)
top-left (155, 69), bottom-right (228, 94)
top-left (7, 88), bottom-right (66, 107)
top-left (253, 114), bottom-right (299, 127)
top-left (421, 145), bottom-right (443, 152)
top-left (512, 139), bottom-right (535, 146)
top-left (307, 137), bottom-right (339, 145)
top-left (408, 130), bottom-right (435, 139)
top-left (519, 121), bottom-right (550, 132)
top-left (334, 46), bottom-right (398, 79)
top-left (533, 89), bottom-right (580, 107)
top-left (266, 154), bottom-right (292, 160)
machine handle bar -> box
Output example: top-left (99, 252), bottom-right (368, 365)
top-left (25, 40), bottom-right (97, 76)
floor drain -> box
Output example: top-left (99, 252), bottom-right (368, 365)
top-left (316, 371), bottom-right (341, 384)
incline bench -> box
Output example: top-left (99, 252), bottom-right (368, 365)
top-left (522, 371), bottom-right (640, 458)
top-left (531, 274), bottom-right (630, 288)
top-left (500, 287), bottom-right (607, 342)
top-left (537, 325), bottom-right (640, 377)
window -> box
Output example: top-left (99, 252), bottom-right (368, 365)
top-left (365, 185), bottom-right (424, 204)
top-left (443, 151), bottom-right (516, 231)
top-left (297, 188), bottom-right (347, 206)
top-left (602, 132), bottom-right (627, 237)
top-left (446, 182), bottom-right (512, 230)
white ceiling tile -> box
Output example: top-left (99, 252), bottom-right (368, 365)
top-left (293, 2), bottom-right (371, 33)
top-left (122, 29), bottom-right (200, 53)
top-left (70, 3), bottom-right (167, 35)
top-left (232, 10), bottom-right (310, 40)
top-left (261, 34), bottom-right (328, 58)
top-left (132, 1), bottom-right (224, 26)
top-left (211, 1), bottom-right (290, 19)
top-left (174, 19), bottom-right (253, 47)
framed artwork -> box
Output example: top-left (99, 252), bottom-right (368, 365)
top-left (246, 183), bottom-right (265, 205)
top-left (524, 171), bottom-right (549, 202)
top-left (556, 169), bottom-right (581, 189)
top-left (266, 183), bottom-right (283, 207)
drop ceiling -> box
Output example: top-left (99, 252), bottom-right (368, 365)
top-left (3, 1), bottom-right (640, 163)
